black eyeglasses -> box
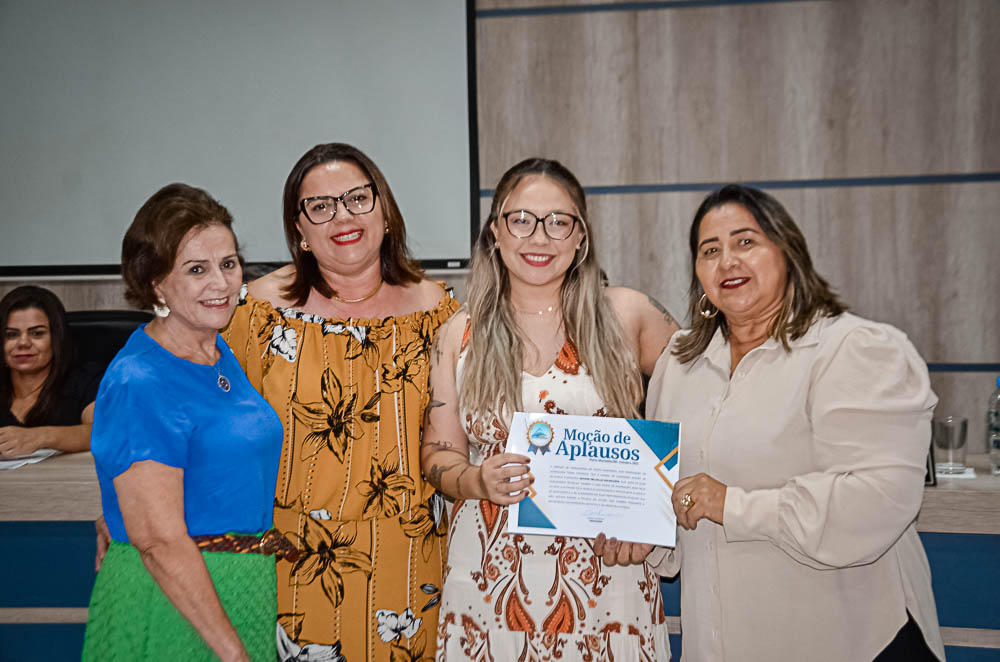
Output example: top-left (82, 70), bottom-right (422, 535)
top-left (501, 210), bottom-right (582, 240)
top-left (299, 184), bottom-right (378, 224)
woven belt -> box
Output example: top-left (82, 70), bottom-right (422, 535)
top-left (191, 529), bottom-right (300, 562)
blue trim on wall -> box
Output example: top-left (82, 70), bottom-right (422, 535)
top-left (928, 364), bottom-right (1000, 373)
top-left (661, 573), bottom-right (680, 615)
top-left (478, 0), bottom-right (821, 19)
top-left (0, 624), bottom-right (86, 661)
top-left (919, 532), bottom-right (1000, 630)
top-left (0, 522), bottom-right (96, 608)
top-left (480, 172), bottom-right (1000, 198)
top-left (942, 646), bottom-right (1000, 662)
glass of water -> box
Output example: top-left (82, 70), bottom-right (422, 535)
top-left (933, 416), bottom-right (969, 475)
top-left (990, 431), bottom-right (1000, 476)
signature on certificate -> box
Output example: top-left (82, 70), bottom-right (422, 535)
top-left (582, 507), bottom-right (617, 523)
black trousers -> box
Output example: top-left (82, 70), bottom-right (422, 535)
top-left (872, 612), bottom-right (938, 661)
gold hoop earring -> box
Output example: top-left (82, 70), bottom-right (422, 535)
top-left (300, 238), bottom-right (311, 252)
top-left (698, 293), bottom-right (718, 319)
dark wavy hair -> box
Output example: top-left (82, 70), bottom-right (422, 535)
top-left (673, 184), bottom-right (847, 364)
top-left (0, 285), bottom-right (72, 425)
top-left (281, 143), bottom-right (423, 306)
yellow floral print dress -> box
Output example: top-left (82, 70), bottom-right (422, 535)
top-left (224, 284), bottom-right (459, 662)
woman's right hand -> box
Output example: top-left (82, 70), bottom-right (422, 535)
top-left (95, 515), bottom-right (111, 571)
top-left (593, 533), bottom-right (654, 566)
top-left (477, 452), bottom-right (532, 505)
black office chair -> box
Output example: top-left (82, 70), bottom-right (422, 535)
top-left (66, 309), bottom-right (153, 376)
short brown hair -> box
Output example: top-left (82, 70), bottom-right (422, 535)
top-left (281, 143), bottom-right (423, 306)
top-left (121, 183), bottom-right (239, 309)
top-left (673, 184), bottom-right (847, 364)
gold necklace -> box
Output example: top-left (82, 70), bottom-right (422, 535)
top-left (332, 279), bottom-right (383, 304)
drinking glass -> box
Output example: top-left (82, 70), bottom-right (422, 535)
top-left (933, 416), bottom-right (969, 475)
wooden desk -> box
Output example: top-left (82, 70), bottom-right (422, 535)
top-left (2, 450), bottom-right (999, 652)
top-left (2, 451), bottom-right (999, 534)
top-left (0, 452), bottom-right (100, 521)
top-left (917, 454), bottom-right (1000, 535)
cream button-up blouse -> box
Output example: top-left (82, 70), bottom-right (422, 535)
top-left (647, 313), bottom-right (945, 661)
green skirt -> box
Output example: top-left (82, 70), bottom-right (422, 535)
top-left (83, 541), bottom-right (277, 661)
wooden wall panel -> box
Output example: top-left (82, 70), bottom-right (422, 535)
top-left (575, 183), bottom-right (1000, 365)
top-left (931, 372), bottom-right (998, 455)
top-left (775, 184), bottom-right (1000, 363)
top-left (476, 0), bottom-right (1000, 186)
top-left (0, 278), bottom-right (131, 311)
top-left (0, 270), bottom-right (471, 314)
top-left (474, 0), bottom-right (999, 454)
top-left (476, 184), bottom-right (999, 366)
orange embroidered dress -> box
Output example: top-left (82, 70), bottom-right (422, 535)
top-left (224, 285), bottom-right (459, 661)
top-left (435, 339), bottom-right (671, 661)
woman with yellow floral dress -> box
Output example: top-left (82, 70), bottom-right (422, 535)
top-left (223, 143), bottom-right (459, 661)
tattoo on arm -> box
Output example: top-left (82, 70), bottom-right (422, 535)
top-left (454, 464), bottom-right (474, 494)
top-left (431, 314), bottom-right (456, 366)
top-left (422, 389), bottom-right (447, 427)
top-left (427, 388), bottom-right (445, 411)
top-left (423, 439), bottom-right (456, 450)
top-left (646, 295), bottom-right (678, 327)
top-left (425, 459), bottom-right (465, 491)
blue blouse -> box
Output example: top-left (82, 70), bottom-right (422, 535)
top-left (91, 327), bottom-right (282, 543)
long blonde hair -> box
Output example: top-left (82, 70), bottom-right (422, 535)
top-left (460, 158), bottom-right (642, 422)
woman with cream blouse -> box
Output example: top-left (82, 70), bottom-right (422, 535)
top-left (600, 184), bottom-right (944, 661)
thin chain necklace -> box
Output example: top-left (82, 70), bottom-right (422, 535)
top-left (146, 321), bottom-right (230, 391)
top-left (13, 377), bottom-right (45, 399)
top-left (332, 279), bottom-right (383, 304)
top-left (513, 303), bottom-right (559, 316)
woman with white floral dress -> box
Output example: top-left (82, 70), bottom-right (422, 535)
top-left (224, 143), bottom-right (459, 661)
top-left (421, 158), bottom-right (679, 661)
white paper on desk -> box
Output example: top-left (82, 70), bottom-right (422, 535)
top-left (506, 412), bottom-right (679, 547)
top-left (0, 448), bottom-right (59, 470)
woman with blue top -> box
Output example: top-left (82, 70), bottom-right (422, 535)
top-left (83, 184), bottom-right (288, 661)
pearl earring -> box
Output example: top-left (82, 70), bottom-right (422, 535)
top-left (152, 298), bottom-right (170, 318)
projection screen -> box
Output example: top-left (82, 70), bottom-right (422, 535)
top-left (0, 0), bottom-right (476, 274)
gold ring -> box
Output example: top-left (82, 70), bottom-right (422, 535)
top-left (680, 493), bottom-right (695, 510)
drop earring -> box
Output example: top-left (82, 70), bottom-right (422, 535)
top-left (698, 293), bottom-right (718, 319)
top-left (153, 298), bottom-right (170, 318)
top-left (300, 238), bottom-right (311, 252)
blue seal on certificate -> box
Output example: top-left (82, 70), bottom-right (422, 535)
top-left (526, 420), bottom-right (554, 455)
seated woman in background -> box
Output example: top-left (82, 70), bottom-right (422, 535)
top-left (606, 184), bottom-right (943, 661)
top-left (84, 183), bottom-right (286, 661)
top-left (0, 285), bottom-right (99, 458)
top-left (421, 158), bottom-right (679, 661)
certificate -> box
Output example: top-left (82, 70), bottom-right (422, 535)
top-left (506, 412), bottom-right (679, 547)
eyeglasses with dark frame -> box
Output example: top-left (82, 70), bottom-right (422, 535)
top-left (299, 183), bottom-right (378, 225)
top-left (501, 209), bottom-right (582, 240)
